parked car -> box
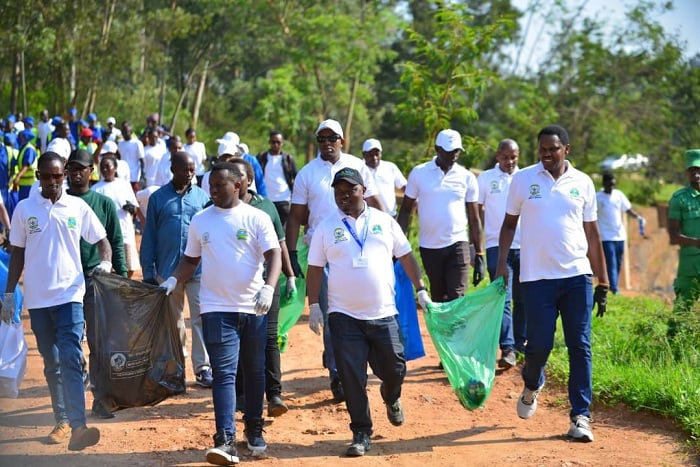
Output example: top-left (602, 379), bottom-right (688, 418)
top-left (599, 153), bottom-right (649, 171)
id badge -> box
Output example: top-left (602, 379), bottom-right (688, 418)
top-left (352, 256), bottom-right (369, 268)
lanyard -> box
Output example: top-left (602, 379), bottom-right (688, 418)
top-left (342, 210), bottom-right (370, 256)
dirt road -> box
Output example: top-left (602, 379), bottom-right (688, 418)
top-left (0, 206), bottom-right (696, 466)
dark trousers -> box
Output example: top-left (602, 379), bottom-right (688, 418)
top-left (419, 241), bottom-right (469, 302)
top-left (273, 200), bottom-right (291, 228)
top-left (329, 313), bottom-right (406, 435)
top-left (237, 283), bottom-right (283, 401)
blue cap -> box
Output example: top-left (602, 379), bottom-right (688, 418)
top-left (3, 132), bottom-right (17, 146)
top-left (87, 112), bottom-right (97, 122)
top-left (69, 107), bottom-right (78, 116)
top-left (51, 116), bottom-right (63, 126)
top-left (6, 114), bottom-right (16, 124)
top-left (19, 129), bottom-right (35, 142)
top-left (24, 116), bottom-right (34, 126)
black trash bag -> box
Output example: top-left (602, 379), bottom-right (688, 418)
top-left (92, 272), bottom-right (185, 411)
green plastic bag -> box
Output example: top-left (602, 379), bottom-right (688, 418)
top-left (423, 278), bottom-right (506, 410)
top-left (276, 242), bottom-right (308, 352)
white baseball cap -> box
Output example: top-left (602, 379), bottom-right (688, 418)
top-left (216, 132), bottom-right (241, 157)
top-left (435, 129), bottom-right (464, 152)
top-left (362, 138), bottom-right (382, 152)
top-left (106, 117), bottom-right (116, 125)
top-left (100, 140), bottom-right (119, 154)
top-left (315, 119), bottom-right (344, 138)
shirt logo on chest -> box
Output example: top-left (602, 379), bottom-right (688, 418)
top-left (569, 187), bottom-right (580, 197)
top-left (528, 184), bottom-right (542, 199)
top-left (333, 228), bottom-right (348, 243)
top-left (28, 216), bottom-right (41, 234)
top-left (202, 232), bottom-right (211, 244)
top-left (236, 229), bottom-right (248, 240)
top-left (67, 217), bottom-right (77, 229)
top-left (489, 180), bottom-right (501, 193)
top-left (371, 224), bottom-right (382, 235)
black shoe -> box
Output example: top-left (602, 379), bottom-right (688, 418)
top-left (206, 432), bottom-right (239, 465)
top-left (345, 431), bottom-right (371, 457)
top-left (267, 395), bottom-right (288, 417)
top-left (91, 399), bottom-right (115, 419)
top-left (380, 383), bottom-right (404, 426)
top-left (330, 378), bottom-right (345, 403)
top-left (244, 418), bottom-right (267, 457)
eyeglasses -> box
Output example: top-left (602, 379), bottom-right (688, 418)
top-left (316, 135), bottom-right (341, 143)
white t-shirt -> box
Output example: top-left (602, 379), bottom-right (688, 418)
top-left (367, 161), bottom-right (406, 216)
top-left (262, 154), bottom-right (292, 203)
top-left (291, 153), bottom-right (378, 242)
top-left (118, 137), bottom-right (145, 183)
top-left (153, 153), bottom-right (173, 187)
top-left (596, 189), bottom-right (632, 241)
top-left (143, 144), bottom-right (166, 187)
top-left (91, 179), bottom-right (139, 245)
top-left (477, 164), bottom-right (521, 249)
top-left (9, 190), bottom-right (107, 309)
top-left (404, 158), bottom-right (479, 249)
top-left (308, 205), bottom-right (411, 320)
top-left (37, 121), bottom-right (54, 152)
top-left (184, 203), bottom-right (280, 314)
top-left (46, 137), bottom-right (72, 161)
top-left (506, 161), bottom-right (597, 282)
top-left (136, 185), bottom-right (161, 220)
top-left (184, 141), bottom-right (207, 176)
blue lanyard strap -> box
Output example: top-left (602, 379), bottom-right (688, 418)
top-left (342, 210), bottom-right (370, 255)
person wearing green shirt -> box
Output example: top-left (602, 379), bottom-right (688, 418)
top-left (66, 149), bottom-right (127, 419)
top-left (668, 149), bottom-right (700, 318)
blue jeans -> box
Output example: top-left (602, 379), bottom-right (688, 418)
top-left (29, 302), bottom-right (87, 428)
top-left (319, 265), bottom-right (339, 382)
top-left (202, 312), bottom-right (267, 439)
top-left (602, 241), bottom-right (624, 294)
top-left (521, 275), bottom-right (593, 419)
top-left (486, 247), bottom-right (525, 352)
top-left (329, 313), bottom-right (406, 435)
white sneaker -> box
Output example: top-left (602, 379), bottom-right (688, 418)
top-left (516, 383), bottom-right (543, 419)
top-left (568, 415), bottom-right (594, 442)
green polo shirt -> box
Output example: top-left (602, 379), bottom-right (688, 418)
top-left (669, 185), bottom-right (700, 274)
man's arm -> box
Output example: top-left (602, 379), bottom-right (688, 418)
top-left (96, 237), bottom-right (112, 263)
top-left (306, 265), bottom-right (324, 305)
top-left (263, 247), bottom-right (282, 287)
top-left (397, 252), bottom-right (427, 291)
top-left (583, 220), bottom-right (610, 285)
top-left (4, 247), bottom-right (25, 293)
top-left (104, 201), bottom-right (128, 277)
top-left (466, 201), bottom-right (483, 254)
top-left (397, 195), bottom-right (416, 234)
top-left (495, 213), bottom-right (519, 281)
top-left (0, 203), bottom-right (11, 232)
top-left (171, 255), bottom-right (201, 284)
top-left (285, 203), bottom-right (308, 252)
top-left (668, 219), bottom-right (700, 247)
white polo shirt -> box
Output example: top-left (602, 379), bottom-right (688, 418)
top-left (291, 153), bottom-right (378, 242)
top-left (118, 137), bottom-right (145, 183)
top-left (184, 202), bottom-right (279, 314)
top-left (477, 164), bottom-right (521, 249)
top-left (404, 158), bottom-right (479, 249)
top-left (367, 160), bottom-right (407, 216)
top-left (308, 205), bottom-right (412, 320)
top-left (143, 144), bottom-right (166, 187)
top-left (9, 190), bottom-right (107, 309)
top-left (506, 161), bottom-right (596, 282)
top-left (596, 189), bottom-right (631, 241)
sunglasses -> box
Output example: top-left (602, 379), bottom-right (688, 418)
top-left (316, 135), bottom-right (341, 143)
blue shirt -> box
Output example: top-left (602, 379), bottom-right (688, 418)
top-left (243, 153), bottom-right (267, 197)
top-left (139, 182), bottom-right (210, 281)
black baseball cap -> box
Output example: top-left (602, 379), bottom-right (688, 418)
top-left (332, 167), bottom-right (364, 187)
top-left (67, 149), bottom-right (93, 167)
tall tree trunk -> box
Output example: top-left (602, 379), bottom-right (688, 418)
top-left (10, 50), bottom-right (19, 114)
top-left (192, 60), bottom-right (208, 130)
top-left (20, 50), bottom-right (27, 116)
top-left (345, 70), bottom-right (360, 153)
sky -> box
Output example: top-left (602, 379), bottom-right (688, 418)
top-left (510, 0), bottom-right (700, 73)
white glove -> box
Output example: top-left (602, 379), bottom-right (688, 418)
top-left (285, 276), bottom-right (297, 300)
top-left (1, 293), bottom-right (15, 323)
top-left (254, 284), bottom-right (275, 316)
top-left (308, 303), bottom-right (323, 335)
top-left (160, 276), bottom-right (178, 296)
top-left (94, 260), bottom-right (112, 274)
top-left (417, 289), bottom-right (432, 313)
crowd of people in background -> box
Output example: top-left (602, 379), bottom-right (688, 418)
top-left (0, 108), bottom-right (698, 465)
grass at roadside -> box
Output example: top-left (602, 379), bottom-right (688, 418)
top-left (546, 294), bottom-right (700, 448)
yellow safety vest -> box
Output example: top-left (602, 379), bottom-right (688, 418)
top-left (18, 143), bottom-right (38, 186)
